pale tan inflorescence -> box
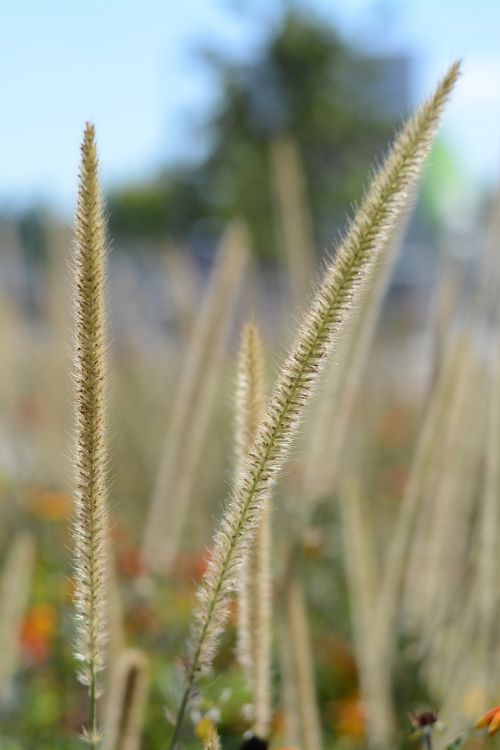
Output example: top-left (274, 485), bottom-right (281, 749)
top-left (142, 220), bottom-right (248, 574)
top-left (235, 323), bottom-right (271, 740)
top-left (72, 123), bottom-right (110, 707)
top-left (168, 62), bottom-right (460, 744)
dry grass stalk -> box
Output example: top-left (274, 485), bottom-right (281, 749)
top-left (478, 342), bottom-right (500, 700)
top-left (102, 649), bottom-right (149, 750)
top-left (402, 343), bottom-right (466, 627)
top-left (285, 575), bottom-right (323, 750)
top-left (415, 338), bottom-right (474, 634)
top-left (270, 135), bottom-right (316, 307)
top-left (339, 479), bottom-right (394, 747)
top-left (39, 220), bottom-right (73, 487)
top-left (167, 63), bottom-right (459, 748)
top-left (433, 583), bottom-right (484, 740)
top-left (164, 242), bottom-right (201, 340)
top-left (142, 220), bottom-right (249, 573)
top-left (235, 323), bottom-right (271, 739)
top-left (0, 532), bottom-right (35, 705)
top-left (72, 122), bottom-right (110, 747)
top-left (106, 562), bottom-right (127, 686)
top-left (433, 361), bottom-right (484, 629)
top-left (372, 332), bottom-right (465, 657)
top-left (428, 251), bottom-right (465, 386)
top-left (279, 619), bottom-right (301, 745)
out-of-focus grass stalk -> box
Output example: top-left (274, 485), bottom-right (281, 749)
top-left (416, 339), bottom-right (473, 632)
top-left (411, 354), bottom-right (484, 723)
top-left (142, 221), bottom-right (248, 574)
top-left (402, 343), bottom-right (466, 627)
top-left (433, 584), bottom-right (482, 740)
top-left (0, 532), bottom-right (35, 705)
top-left (478, 342), bottom-right (500, 700)
top-left (428, 252), bottom-right (464, 387)
top-left (40, 220), bottom-right (73, 487)
top-left (279, 619), bottom-right (301, 745)
top-left (72, 122), bottom-right (110, 749)
top-left (102, 649), bottom-right (149, 750)
top-left (476, 186), bottom-right (500, 319)
top-left (339, 479), bottom-right (394, 748)
top-left (430, 359), bottom-right (483, 633)
top-left (0, 221), bottom-right (25, 419)
top-left (356, 338), bottom-right (468, 747)
top-left (301, 215), bottom-right (409, 512)
top-left (0, 278), bottom-right (25, 441)
top-left (270, 135), bottom-right (316, 307)
top-left (167, 63), bottom-right (459, 749)
top-left (106, 563), bottom-right (126, 687)
top-left (235, 323), bottom-right (271, 740)
top-left (164, 243), bottom-right (201, 341)
top-left (370, 335), bottom-right (465, 717)
top-left (285, 575), bottom-right (323, 750)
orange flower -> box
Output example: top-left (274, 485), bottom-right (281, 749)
top-left (337, 698), bottom-right (366, 738)
top-left (30, 490), bottom-right (72, 521)
top-left (21, 604), bottom-right (57, 664)
top-left (476, 706), bottom-right (500, 735)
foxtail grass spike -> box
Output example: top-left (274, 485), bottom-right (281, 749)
top-left (72, 122), bottom-right (110, 748)
top-left (302, 213), bottom-right (409, 510)
top-left (167, 62), bottom-right (459, 748)
top-left (235, 323), bottom-right (272, 739)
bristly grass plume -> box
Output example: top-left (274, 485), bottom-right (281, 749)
top-left (235, 323), bottom-right (271, 740)
top-left (142, 220), bottom-right (248, 574)
top-left (72, 122), bottom-right (110, 748)
top-left (167, 62), bottom-right (460, 748)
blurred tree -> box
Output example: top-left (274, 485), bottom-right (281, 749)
top-left (108, 9), bottom-right (404, 258)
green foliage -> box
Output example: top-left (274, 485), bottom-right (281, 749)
top-left (108, 10), bottom-right (399, 256)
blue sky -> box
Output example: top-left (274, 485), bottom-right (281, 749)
top-left (1, 0), bottom-right (500, 216)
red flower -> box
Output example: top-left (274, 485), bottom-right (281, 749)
top-left (118, 545), bottom-right (146, 579)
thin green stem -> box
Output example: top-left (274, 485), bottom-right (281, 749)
top-left (90, 663), bottom-right (97, 749)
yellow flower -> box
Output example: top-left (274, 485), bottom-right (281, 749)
top-left (195, 717), bottom-right (217, 743)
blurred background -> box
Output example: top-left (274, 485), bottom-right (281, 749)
top-left (2, 1), bottom-right (500, 748)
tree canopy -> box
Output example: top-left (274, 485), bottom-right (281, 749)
top-left (108, 10), bottom-right (404, 258)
